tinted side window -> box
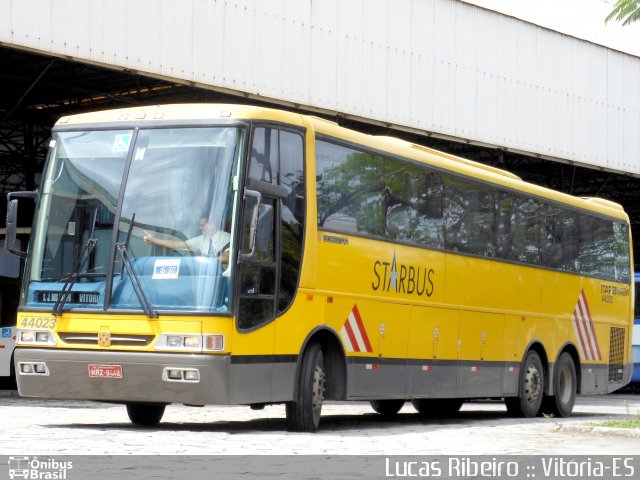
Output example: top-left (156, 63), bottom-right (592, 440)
top-left (278, 130), bottom-right (305, 313)
top-left (384, 161), bottom-right (444, 249)
top-left (495, 191), bottom-right (516, 261)
top-left (512, 196), bottom-right (541, 265)
top-left (578, 215), bottom-right (615, 279)
top-left (316, 141), bottom-right (384, 236)
top-left (541, 205), bottom-right (578, 272)
top-left (613, 222), bottom-right (631, 283)
top-left (444, 175), bottom-right (495, 257)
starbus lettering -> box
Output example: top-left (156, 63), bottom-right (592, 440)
top-left (372, 252), bottom-right (434, 297)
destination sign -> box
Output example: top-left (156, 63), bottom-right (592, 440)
top-left (36, 291), bottom-right (100, 305)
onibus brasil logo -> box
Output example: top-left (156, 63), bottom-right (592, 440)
top-left (8, 457), bottom-right (73, 479)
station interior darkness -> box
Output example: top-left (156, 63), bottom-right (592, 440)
top-left (2, 45), bottom-right (640, 266)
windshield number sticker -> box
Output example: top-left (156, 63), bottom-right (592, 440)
top-left (152, 259), bottom-right (181, 280)
top-left (20, 317), bottom-right (57, 329)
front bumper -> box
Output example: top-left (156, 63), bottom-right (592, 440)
top-left (15, 348), bottom-right (231, 405)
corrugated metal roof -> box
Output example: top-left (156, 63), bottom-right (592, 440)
top-left (1, 0), bottom-right (639, 175)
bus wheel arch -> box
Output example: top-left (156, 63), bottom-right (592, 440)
top-left (294, 328), bottom-right (347, 401)
top-left (505, 343), bottom-right (548, 418)
top-left (541, 345), bottom-right (579, 418)
top-left (557, 344), bottom-right (581, 395)
top-left (286, 328), bottom-right (347, 432)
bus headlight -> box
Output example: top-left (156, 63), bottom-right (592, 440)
top-left (155, 334), bottom-right (202, 351)
top-left (183, 336), bottom-right (200, 348)
top-left (166, 336), bottom-right (183, 348)
top-left (36, 332), bottom-right (50, 343)
top-left (17, 329), bottom-right (56, 346)
top-left (154, 334), bottom-right (225, 352)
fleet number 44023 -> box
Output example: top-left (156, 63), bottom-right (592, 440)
top-left (20, 317), bottom-right (57, 329)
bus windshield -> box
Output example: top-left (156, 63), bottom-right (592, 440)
top-left (24, 126), bottom-right (242, 314)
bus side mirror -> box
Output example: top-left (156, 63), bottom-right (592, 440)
top-left (0, 241), bottom-right (21, 278)
top-left (254, 204), bottom-right (273, 254)
top-left (239, 189), bottom-right (274, 261)
top-left (5, 191), bottom-right (36, 258)
top-left (239, 189), bottom-right (261, 261)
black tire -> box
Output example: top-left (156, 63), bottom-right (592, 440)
top-left (411, 398), bottom-right (464, 417)
top-left (286, 343), bottom-right (325, 432)
top-left (126, 403), bottom-right (166, 426)
top-left (505, 350), bottom-right (545, 418)
top-left (370, 399), bottom-right (405, 416)
top-left (541, 352), bottom-right (577, 418)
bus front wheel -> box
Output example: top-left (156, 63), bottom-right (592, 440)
top-left (286, 342), bottom-right (325, 432)
top-left (541, 352), bottom-right (576, 418)
top-left (126, 403), bottom-right (166, 426)
top-left (505, 350), bottom-right (545, 418)
top-left (370, 399), bottom-right (405, 416)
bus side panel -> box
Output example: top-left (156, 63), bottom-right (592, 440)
top-left (407, 306), bottom-right (458, 397)
top-left (323, 295), bottom-right (402, 399)
top-left (446, 255), bottom-right (538, 398)
top-left (272, 292), bottom-right (327, 402)
top-left (457, 310), bottom-right (504, 397)
top-left (581, 278), bottom-right (632, 394)
top-left (503, 315), bottom-right (528, 395)
top-left (229, 323), bottom-right (275, 405)
top-left (445, 255), bottom-right (541, 315)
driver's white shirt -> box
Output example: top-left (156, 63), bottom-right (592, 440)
top-left (186, 231), bottom-right (231, 256)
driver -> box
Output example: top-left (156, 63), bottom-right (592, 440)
top-left (143, 216), bottom-right (230, 265)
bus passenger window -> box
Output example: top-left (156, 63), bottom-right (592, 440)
top-left (613, 222), bottom-right (631, 283)
top-left (444, 175), bottom-right (495, 257)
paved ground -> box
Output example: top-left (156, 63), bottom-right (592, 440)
top-left (1, 389), bottom-right (639, 455)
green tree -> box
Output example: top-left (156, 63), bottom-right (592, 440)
top-left (605, 0), bottom-right (640, 26)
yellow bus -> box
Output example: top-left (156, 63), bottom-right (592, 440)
top-left (6, 104), bottom-right (633, 432)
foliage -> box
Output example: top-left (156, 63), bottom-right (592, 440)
top-left (605, 0), bottom-right (640, 26)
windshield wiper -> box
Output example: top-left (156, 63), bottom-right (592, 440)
top-left (52, 207), bottom-right (101, 316)
top-left (116, 242), bottom-right (158, 319)
top-left (52, 238), bottom-right (98, 316)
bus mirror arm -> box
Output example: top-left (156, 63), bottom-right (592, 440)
top-left (5, 191), bottom-right (37, 258)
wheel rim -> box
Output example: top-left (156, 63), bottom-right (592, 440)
top-left (524, 362), bottom-right (542, 404)
top-left (557, 365), bottom-right (573, 404)
top-left (311, 361), bottom-right (325, 423)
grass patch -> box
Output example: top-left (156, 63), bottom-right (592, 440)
top-left (592, 419), bottom-right (640, 429)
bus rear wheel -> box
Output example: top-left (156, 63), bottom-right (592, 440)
top-left (286, 342), bottom-right (325, 432)
top-left (541, 352), bottom-right (576, 418)
top-left (126, 403), bottom-right (166, 426)
top-left (412, 398), bottom-right (464, 417)
top-left (505, 350), bottom-right (544, 418)
top-left (370, 399), bottom-right (405, 416)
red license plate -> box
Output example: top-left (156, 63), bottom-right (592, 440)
top-left (88, 364), bottom-right (123, 379)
